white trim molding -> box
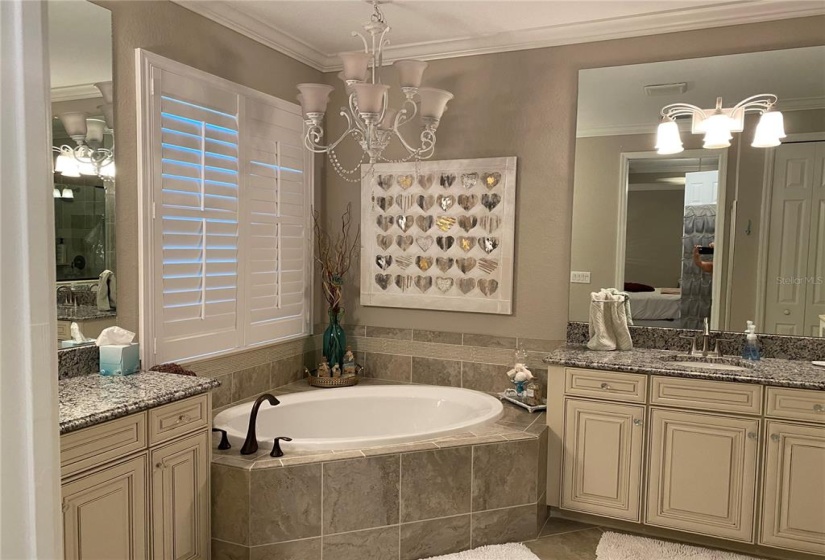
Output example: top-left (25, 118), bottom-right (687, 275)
top-left (172, 0), bottom-right (825, 72)
top-left (50, 83), bottom-right (103, 102)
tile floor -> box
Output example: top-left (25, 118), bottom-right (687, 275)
top-left (525, 517), bottom-right (603, 560)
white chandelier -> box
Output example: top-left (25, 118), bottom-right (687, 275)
top-left (656, 94), bottom-right (786, 155)
top-left (54, 81), bottom-right (115, 180)
top-left (296, 1), bottom-right (453, 182)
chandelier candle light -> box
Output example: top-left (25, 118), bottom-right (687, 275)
top-left (296, 1), bottom-right (453, 182)
top-left (54, 81), bottom-right (115, 179)
top-left (656, 94), bottom-right (786, 155)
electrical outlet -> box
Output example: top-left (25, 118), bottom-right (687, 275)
top-left (570, 271), bottom-right (591, 284)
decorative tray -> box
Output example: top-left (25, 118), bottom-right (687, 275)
top-left (497, 392), bottom-right (547, 413)
top-left (306, 364), bottom-right (363, 388)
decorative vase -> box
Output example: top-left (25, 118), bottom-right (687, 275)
top-left (322, 309), bottom-right (347, 368)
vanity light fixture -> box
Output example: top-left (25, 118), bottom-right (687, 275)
top-left (296, 1), bottom-right (453, 182)
top-left (53, 81), bottom-right (115, 179)
top-left (656, 94), bottom-right (785, 155)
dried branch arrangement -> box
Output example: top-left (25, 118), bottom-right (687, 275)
top-left (313, 203), bottom-right (361, 313)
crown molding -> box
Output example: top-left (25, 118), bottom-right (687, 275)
top-left (172, 1), bottom-right (825, 72)
top-left (50, 84), bottom-right (102, 102)
top-left (778, 96), bottom-right (825, 111)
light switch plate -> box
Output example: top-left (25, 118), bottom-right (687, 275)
top-left (570, 271), bottom-right (591, 284)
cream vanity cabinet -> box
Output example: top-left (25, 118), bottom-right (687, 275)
top-left (60, 393), bottom-right (211, 560)
top-left (549, 367), bottom-right (825, 556)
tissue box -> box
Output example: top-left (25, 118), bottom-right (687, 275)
top-left (99, 343), bottom-right (140, 376)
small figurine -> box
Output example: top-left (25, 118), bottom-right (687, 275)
top-left (317, 358), bottom-right (331, 378)
top-left (342, 346), bottom-right (357, 377)
top-left (506, 363), bottom-right (535, 398)
top-left (332, 364), bottom-right (341, 378)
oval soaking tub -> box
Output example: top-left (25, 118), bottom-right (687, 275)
top-left (215, 385), bottom-right (504, 452)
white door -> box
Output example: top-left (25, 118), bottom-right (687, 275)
top-left (764, 143), bottom-right (817, 335)
top-left (805, 143), bottom-right (825, 336)
top-left (684, 170), bottom-right (719, 206)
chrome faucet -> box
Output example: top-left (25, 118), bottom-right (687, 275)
top-left (680, 318), bottom-right (737, 358)
top-left (240, 393), bottom-right (279, 455)
top-left (57, 285), bottom-right (74, 305)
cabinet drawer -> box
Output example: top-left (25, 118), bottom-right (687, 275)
top-left (565, 368), bottom-right (646, 403)
top-left (149, 394), bottom-right (209, 445)
top-left (766, 387), bottom-right (825, 424)
top-left (61, 413), bottom-right (147, 478)
top-left (651, 377), bottom-right (763, 415)
top-left (57, 321), bottom-right (72, 340)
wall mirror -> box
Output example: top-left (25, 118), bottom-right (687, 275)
top-left (50, 0), bottom-right (117, 342)
top-left (569, 46), bottom-right (825, 337)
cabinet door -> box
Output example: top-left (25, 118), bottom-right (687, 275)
top-left (62, 454), bottom-right (147, 560)
top-left (646, 409), bottom-right (759, 542)
top-left (151, 431), bottom-right (209, 560)
top-left (760, 421), bottom-right (825, 555)
top-left (562, 398), bottom-right (645, 521)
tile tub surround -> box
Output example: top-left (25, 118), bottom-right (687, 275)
top-left (59, 370), bottom-right (220, 433)
top-left (211, 381), bottom-right (549, 560)
top-left (57, 344), bottom-right (100, 379)
top-left (544, 345), bottom-right (825, 390)
top-left (567, 321), bottom-right (825, 361)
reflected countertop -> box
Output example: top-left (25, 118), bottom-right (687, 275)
top-left (57, 304), bottom-right (117, 321)
top-left (544, 345), bottom-right (825, 391)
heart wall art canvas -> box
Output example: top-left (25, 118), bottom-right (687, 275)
top-left (360, 157), bottom-right (516, 314)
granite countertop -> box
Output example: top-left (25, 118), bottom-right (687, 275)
top-left (544, 345), bottom-right (825, 391)
top-left (59, 371), bottom-right (220, 434)
top-left (57, 304), bottom-right (117, 321)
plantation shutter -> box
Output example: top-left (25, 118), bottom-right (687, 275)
top-left (242, 97), bottom-right (310, 345)
top-left (151, 68), bottom-right (243, 362)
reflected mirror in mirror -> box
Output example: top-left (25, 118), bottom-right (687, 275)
top-left (570, 46), bottom-right (825, 337)
top-left (50, 0), bottom-right (117, 343)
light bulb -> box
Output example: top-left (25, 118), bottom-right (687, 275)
top-left (655, 121), bottom-right (683, 155)
top-left (100, 161), bottom-right (115, 178)
top-left (55, 155), bottom-right (80, 177)
top-left (752, 111), bottom-right (786, 148)
top-left (702, 126), bottom-right (732, 149)
top-left (77, 161), bottom-right (98, 176)
top-left (54, 188), bottom-right (61, 198)
top-left (61, 188), bottom-right (74, 199)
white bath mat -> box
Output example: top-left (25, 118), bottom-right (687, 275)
top-left (422, 543), bottom-right (540, 560)
top-left (597, 531), bottom-right (763, 560)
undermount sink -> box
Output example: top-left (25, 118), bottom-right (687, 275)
top-left (660, 355), bottom-right (754, 372)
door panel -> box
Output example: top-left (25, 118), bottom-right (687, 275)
top-left (646, 409), bottom-right (759, 542)
top-left (805, 144), bottom-right (825, 336)
top-left (562, 399), bottom-right (645, 521)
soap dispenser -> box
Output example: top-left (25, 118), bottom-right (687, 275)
top-left (742, 321), bottom-right (761, 361)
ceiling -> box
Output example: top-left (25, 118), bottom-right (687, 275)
top-left (577, 46), bottom-right (825, 136)
top-left (174, 0), bottom-right (825, 71)
top-left (49, 0), bottom-right (112, 101)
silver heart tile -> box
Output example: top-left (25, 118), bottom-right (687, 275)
top-left (375, 196), bottom-right (394, 212)
top-left (396, 215), bottom-right (414, 233)
top-left (436, 277), bottom-right (454, 293)
top-left (416, 256), bottom-right (433, 272)
top-left (377, 175), bottom-right (394, 191)
top-left (478, 237), bottom-right (499, 254)
top-left (397, 174), bottom-right (414, 190)
top-left (376, 215), bottom-right (394, 232)
top-left (479, 215), bottom-right (501, 233)
top-left (396, 235), bottom-right (413, 251)
top-left (457, 236), bottom-right (475, 253)
top-left (461, 172), bottom-right (479, 189)
top-left (395, 256), bottom-right (413, 270)
top-left (456, 257), bottom-right (477, 274)
top-left (481, 193), bottom-right (501, 212)
top-left (440, 173), bottom-right (456, 189)
top-left (395, 274), bottom-right (412, 291)
top-left (416, 194), bottom-right (435, 212)
top-left (458, 215), bottom-right (478, 233)
top-left (375, 273), bottom-right (391, 290)
top-left (482, 172), bottom-right (501, 189)
top-left (418, 174), bottom-right (434, 190)
top-left (457, 277), bottom-right (476, 294)
top-left (395, 194), bottom-right (414, 212)
top-left (375, 254), bottom-right (393, 270)
top-left (437, 194), bottom-right (455, 212)
top-left (376, 234), bottom-right (393, 251)
top-left (416, 235), bottom-right (434, 251)
top-left (478, 278), bottom-right (499, 296)
top-left (436, 257), bottom-right (454, 273)
top-left (416, 215), bottom-right (434, 232)
top-left (458, 194), bottom-right (478, 212)
top-left (414, 275), bottom-right (433, 293)
top-left (478, 258), bottom-right (499, 274)
top-left (436, 236), bottom-right (454, 251)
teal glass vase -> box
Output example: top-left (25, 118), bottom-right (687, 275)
top-left (322, 309), bottom-right (346, 369)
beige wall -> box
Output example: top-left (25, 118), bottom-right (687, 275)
top-left (96, 0), bottom-right (323, 335)
top-left (625, 190), bottom-right (684, 288)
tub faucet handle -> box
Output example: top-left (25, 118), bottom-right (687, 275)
top-left (270, 436), bottom-right (293, 458)
top-left (212, 428), bottom-right (231, 450)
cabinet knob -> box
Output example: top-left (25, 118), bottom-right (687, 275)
top-left (770, 434), bottom-right (780, 442)
top-left (783, 309), bottom-right (791, 316)
top-left (600, 383), bottom-right (610, 390)
top-left (814, 404), bottom-right (824, 413)
top-left (633, 418), bottom-right (643, 426)
top-left (155, 461), bottom-right (165, 470)
top-left (177, 414), bottom-right (191, 423)
top-left (61, 500), bottom-right (69, 513)
top-left (748, 432), bottom-right (758, 441)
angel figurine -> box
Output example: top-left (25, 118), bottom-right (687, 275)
top-left (317, 358), bottom-right (331, 378)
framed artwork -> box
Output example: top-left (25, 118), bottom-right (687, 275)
top-left (360, 156), bottom-right (517, 314)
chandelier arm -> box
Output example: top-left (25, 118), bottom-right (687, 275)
top-left (352, 31), bottom-right (369, 53)
top-left (394, 97), bottom-right (418, 129)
